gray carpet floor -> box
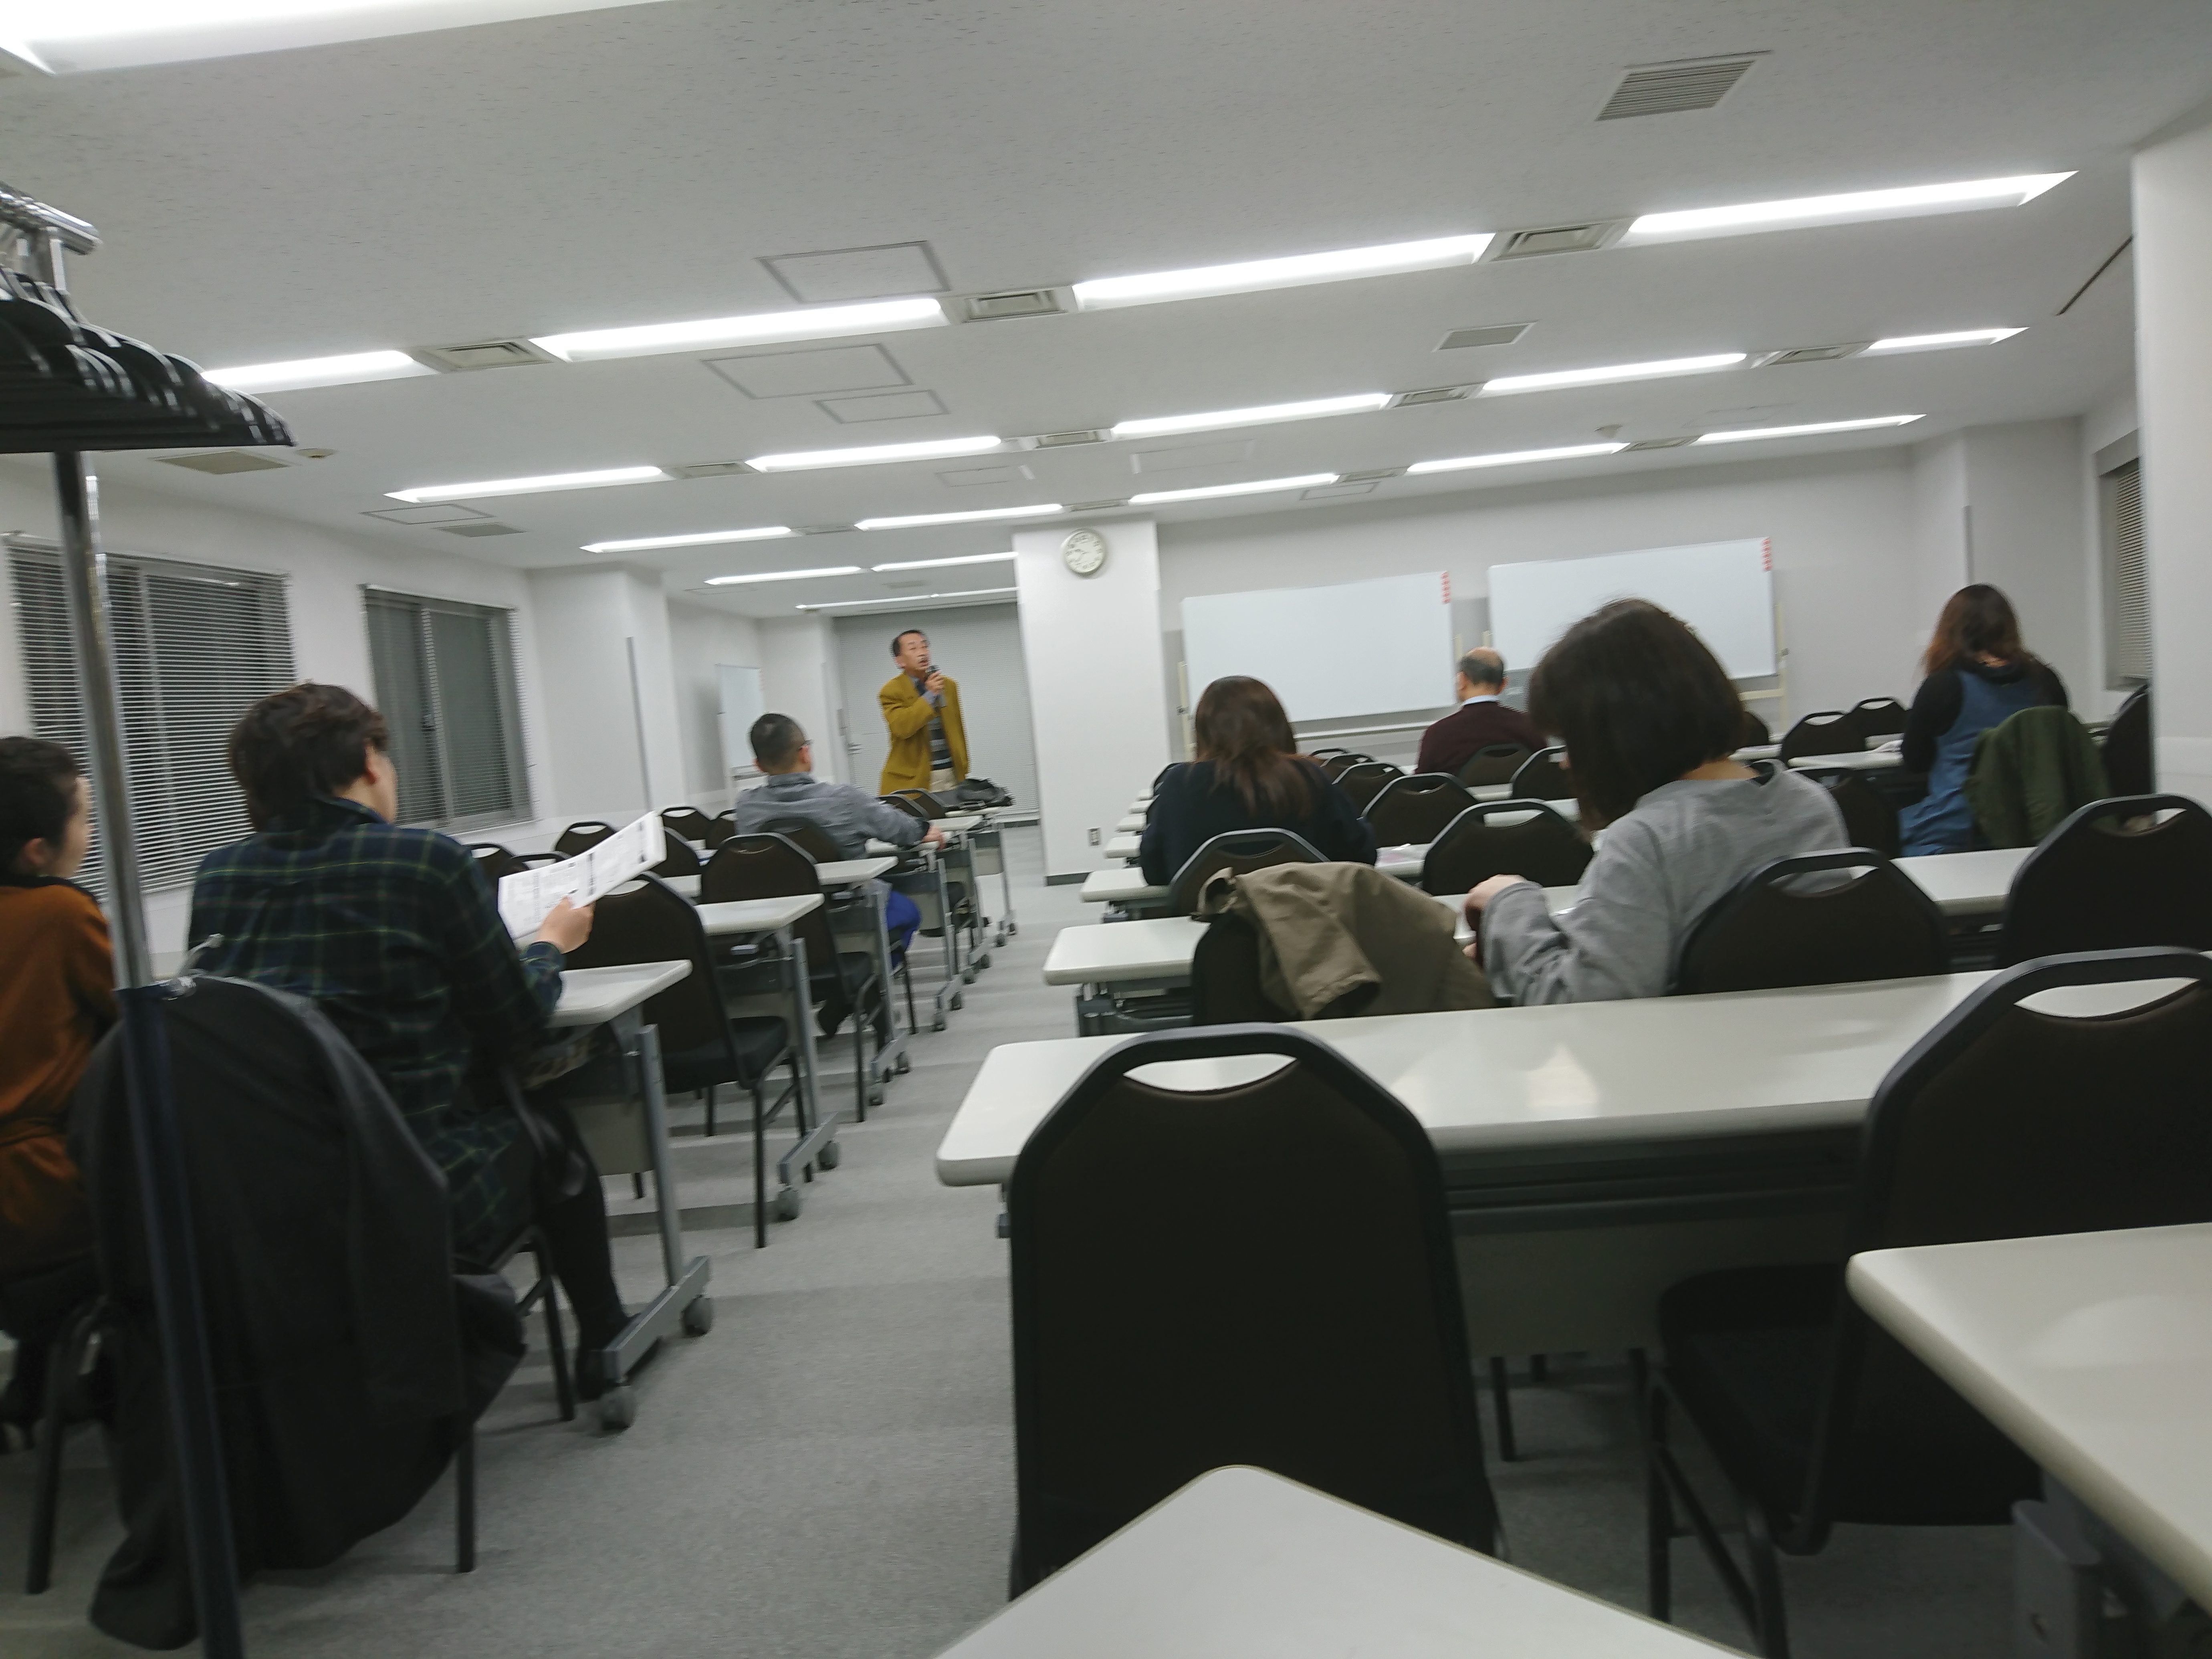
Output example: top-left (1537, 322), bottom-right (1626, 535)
top-left (0, 827), bottom-right (2012, 1657)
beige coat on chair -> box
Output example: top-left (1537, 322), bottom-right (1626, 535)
top-left (1196, 861), bottom-right (1496, 1019)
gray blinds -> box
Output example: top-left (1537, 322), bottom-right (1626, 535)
top-left (2104, 459), bottom-right (2149, 686)
top-left (361, 588), bottom-right (530, 828)
top-left (8, 538), bottom-right (295, 894)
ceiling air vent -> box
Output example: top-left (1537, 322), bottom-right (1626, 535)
top-left (437, 521), bottom-right (523, 537)
top-left (1031, 430), bottom-right (1104, 448)
top-left (1064, 499), bottom-right (1127, 513)
top-left (1438, 323), bottom-right (1530, 351)
top-left (966, 289), bottom-right (1064, 321)
top-left (412, 339), bottom-right (559, 373)
top-left (1488, 222), bottom-right (1624, 260)
top-left (1598, 56), bottom-right (1762, 121)
top-left (1392, 387), bottom-right (1469, 407)
top-left (1753, 343), bottom-right (1870, 367)
top-left (157, 450), bottom-right (288, 474)
top-left (1623, 436), bottom-right (1696, 451)
top-left (1338, 468), bottom-right (1406, 482)
top-left (671, 460), bottom-right (753, 479)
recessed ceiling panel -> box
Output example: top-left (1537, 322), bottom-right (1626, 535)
top-left (157, 450), bottom-right (287, 474)
top-left (938, 464), bottom-right (1037, 487)
top-left (365, 503), bottom-right (490, 524)
top-left (761, 242), bottom-right (949, 303)
top-left (1131, 440), bottom-right (1257, 474)
top-left (818, 390), bottom-right (950, 424)
top-left (706, 344), bottom-right (912, 399)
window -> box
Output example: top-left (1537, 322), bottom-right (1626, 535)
top-left (2100, 454), bottom-right (2149, 687)
top-left (363, 588), bottom-right (531, 828)
top-left (8, 537), bottom-right (295, 894)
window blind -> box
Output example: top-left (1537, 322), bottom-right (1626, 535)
top-left (362, 589), bottom-right (531, 829)
top-left (2103, 459), bottom-right (2149, 686)
top-left (8, 539), bottom-right (295, 894)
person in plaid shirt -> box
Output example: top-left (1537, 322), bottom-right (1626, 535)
top-left (189, 683), bottom-right (629, 1383)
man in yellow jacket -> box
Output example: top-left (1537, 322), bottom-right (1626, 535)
top-left (880, 628), bottom-right (969, 794)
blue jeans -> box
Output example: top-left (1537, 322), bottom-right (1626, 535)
top-left (884, 888), bottom-right (921, 958)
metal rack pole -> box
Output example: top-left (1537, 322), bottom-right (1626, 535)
top-left (55, 451), bottom-right (246, 1658)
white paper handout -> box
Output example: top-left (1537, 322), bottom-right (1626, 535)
top-left (498, 811), bottom-right (668, 937)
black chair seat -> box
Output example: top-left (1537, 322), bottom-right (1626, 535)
top-left (659, 1017), bottom-right (791, 1096)
top-left (1659, 1265), bottom-right (1837, 1522)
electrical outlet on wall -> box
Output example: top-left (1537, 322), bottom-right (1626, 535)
top-left (1088, 827), bottom-right (1100, 845)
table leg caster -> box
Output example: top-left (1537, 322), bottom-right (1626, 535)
top-left (597, 1384), bottom-right (638, 1431)
top-left (776, 1185), bottom-right (802, 1221)
top-left (682, 1296), bottom-right (715, 1336)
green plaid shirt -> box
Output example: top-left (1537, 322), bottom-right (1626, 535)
top-left (188, 795), bottom-right (562, 1261)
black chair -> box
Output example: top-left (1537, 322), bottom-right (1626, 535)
top-left (1420, 800), bottom-right (1592, 896)
top-left (1508, 746), bottom-right (1575, 802)
top-left (1166, 829), bottom-right (1326, 917)
top-left (1648, 948), bottom-right (2212, 1657)
top-left (1365, 774), bottom-right (1475, 848)
top-left (1848, 697), bottom-right (1908, 742)
top-left (890, 788), bottom-right (951, 819)
top-left (1333, 760), bottom-right (1403, 814)
top-left (758, 815), bottom-right (840, 865)
top-left (709, 808), bottom-right (739, 846)
top-left (1999, 794), bottom-right (2212, 966)
top-left (650, 834), bottom-right (702, 880)
top-left (561, 874), bottom-right (797, 1247)
top-left (1009, 1025), bottom-right (1499, 1590)
top-left (1776, 710), bottom-right (1860, 765)
top-left (2102, 684), bottom-right (2153, 797)
top-left (1796, 768), bottom-right (1901, 859)
top-left (880, 794), bottom-right (932, 825)
top-left (703, 834), bottom-right (888, 1120)
top-left (552, 820), bottom-right (617, 857)
top-left (1189, 913), bottom-right (1292, 1025)
top-left (1456, 743), bottom-right (1531, 788)
top-left (660, 806), bottom-right (720, 848)
top-left (1318, 753), bottom-right (1373, 781)
top-left (1, 1256), bottom-right (101, 1592)
top-left (1738, 707), bottom-right (1771, 748)
top-left (466, 842), bottom-right (528, 885)
top-left (1303, 747), bottom-right (1350, 763)
top-left (1675, 850), bottom-right (1947, 995)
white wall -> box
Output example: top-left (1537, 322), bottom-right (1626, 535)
top-left (2135, 109), bottom-right (2212, 802)
top-left (666, 599), bottom-right (761, 803)
top-left (2079, 381), bottom-right (2141, 710)
top-left (1158, 450), bottom-right (1927, 728)
top-left (758, 615), bottom-right (846, 786)
top-left (0, 456), bottom-right (553, 957)
top-left (1016, 519), bottom-right (1171, 878)
top-left (832, 603), bottom-right (1039, 806)
top-left (526, 565), bottom-right (686, 821)
top-left (1958, 418), bottom-right (2093, 704)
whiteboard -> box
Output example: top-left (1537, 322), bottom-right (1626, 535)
top-left (1488, 539), bottom-right (1775, 680)
top-left (716, 664), bottom-right (765, 779)
top-left (1182, 571), bottom-right (1454, 723)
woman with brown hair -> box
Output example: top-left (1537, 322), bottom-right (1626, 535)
top-left (1465, 599), bottom-right (1844, 1003)
top-left (1138, 676), bottom-right (1376, 884)
top-left (1898, 584), bottom-right (2068, 855)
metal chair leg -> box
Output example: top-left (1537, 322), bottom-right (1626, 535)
top-left (1744, 1497), bottom-right (1792, 1659)
top-left (534, 1237), bottom-right (575, 1423)
top-left (705, 1083), bottom-right (716, 1138)
top-left (753, 1075), bottom-right (769, 1249)
top-left (1646, 1384), bottom-right (1673, 1621)
top-left (1489, 1356), bottom-right (1517, 1461)
top-left (25, 1301), bottom-right (99, 1595)
top-left (453, 1423), bottom-right (476, 1573)
top-left (1529, 1353), bottom-right (1548, 1383)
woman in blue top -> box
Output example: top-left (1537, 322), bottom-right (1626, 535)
top-left (1898, 585), bottom-right (2068, 855)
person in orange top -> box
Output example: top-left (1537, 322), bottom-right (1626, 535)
top-left (0, 737), bottom-right (111, 1422)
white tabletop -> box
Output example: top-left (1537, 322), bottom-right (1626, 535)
top-left (1105, 833), bottom-right (1141, 860)
top-left (1736, 743), bottom-right (1781, 761)
top-left (1849, 1223), bottom-right (2212, 1610)
top-left (1788, 747), bottom-right (1904, 771)
top-left (1891, 846), bottom-right (2026, 916)
top-left (662, 872), bottom-right (700, 898)
top-left (1045, 916), bottom-right (1206, 983)
top-left (935, 1465), bottom-right (1731, 1659)
top-left (549, 961), bottom-right (691, 1028)
top-left (944, 971), bottom-right (1993, 1183)
top-left (1081, 867), bottom-right (1170, 904)
top-left (815, 855), bottom-right (896, 888)
top-left (1117, 814), bottom-right (1146, 833)
top-left (696, 893), bottom-right (824, 936)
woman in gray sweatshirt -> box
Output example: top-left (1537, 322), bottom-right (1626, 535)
top-left (1471, 599), bottom-right (1846, 1003)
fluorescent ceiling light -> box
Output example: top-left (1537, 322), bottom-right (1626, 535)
top-left (799, 588), bottom-right (1017, 611)
top-left (870, 551), bottom-right (1019, 571)
top-left (387, 465), bottom-right (668, 503)
top-left (1128, 474), bottom-right (1338, 505)
top-left (1623, 173), bottom-right (2073, 244)
top-left (1479, 353), bottom-right (1746, 396)
top-left (705, 565), bottom-right (863, 586)
top-left (749, 436), bottom-right (1003, 473)
top-left (1862, 327), bottom-right (2026, 355)
top-left (1407, 442), bottom-right (1628, 475)
top-left (534, 297), bottom-right (946, 363)
top-left (1110, 393), bottom-right (1391, 440)
top-left (8, 0), bottom-right (676, 75)
top-left (582, 526), bottom-right (794, 554)
top-left (202, 349), bottom-right (434, 394)
top-left (1694, 415), bottom-right (1923, 444)
top-left (856, 504), bottom-right (1064, 531)
top-left (1073, 234), bottom-right (1493, 310)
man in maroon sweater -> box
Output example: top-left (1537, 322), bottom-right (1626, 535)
top-left (1416, 649), bottom-right (1543, 776)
